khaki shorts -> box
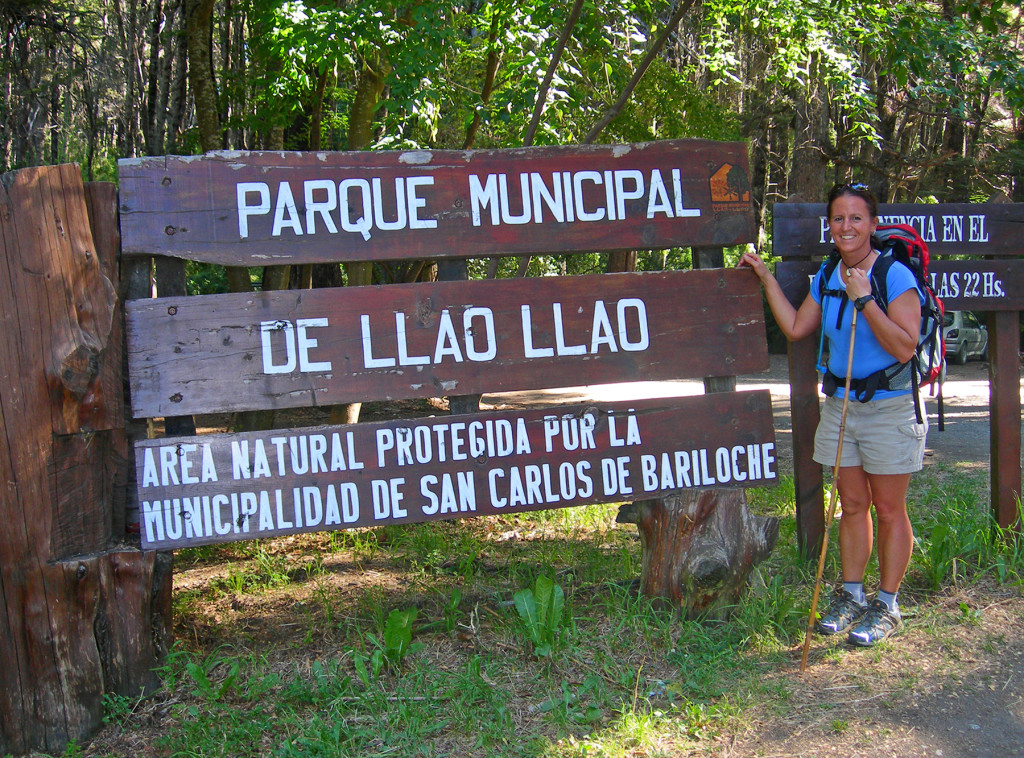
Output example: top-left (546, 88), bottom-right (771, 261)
top-left (813, 394), bottom-right (928, 475)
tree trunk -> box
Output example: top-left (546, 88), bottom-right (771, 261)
top-left (143, 0), bottom-right (164, 154)
top-left (606, 250), bottom-right (637, 273)
top-left (185, 0), bottom-right (221, 150)
top-left (187, 0), bottom-right (255, 430)
top-left (113, 0), bottom-right (143, 157)
top-left (1013, 114), bottom-right (1024, 203)
top-left (585, 0), bottom-right (694, 275)
top-left (582, 0), bottom-right (696, 145)
top-left (349, 56), bottom-right (387, 151)
top-left (329, 57), bottom-right (389, 425)
top-left (166, 5), bottom-right (189, 153)
top-left (522, 0), bottom-right (583, 147)
top-left (617, 490), bottom-right (778, 618)
top-left (0, 167), bottom-right (170, 755)
top-left (788, 54), bottom-right (828, 202)
top-left (464, 8), bottom-right (503, 150)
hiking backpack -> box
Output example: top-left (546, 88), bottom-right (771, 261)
top-left (817, 223), bottom-right (946, 419)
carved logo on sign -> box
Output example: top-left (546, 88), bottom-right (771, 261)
top-left (710, 163), bottom-right (751, 212)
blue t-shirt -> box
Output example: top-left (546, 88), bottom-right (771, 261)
top-left (810, 255), bottom-right (923, 399)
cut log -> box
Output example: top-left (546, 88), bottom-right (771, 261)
top-left (0, 168), bottom-right (170, 755)
top-left (617, 490), bottom-right (779, 618)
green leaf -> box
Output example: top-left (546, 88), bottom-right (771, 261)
top-left (352, 653), bottom-right (371, 688)
top-left (533, 574), bottom-right (555, 630)
top-left (513, 588), bottom-right (542, 645)
top-left (383, 608), bottom-right (417, 665)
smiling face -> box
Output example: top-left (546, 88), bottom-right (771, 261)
top-left (828, 193), bottom-right (877, 262)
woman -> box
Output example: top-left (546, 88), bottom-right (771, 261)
top-left (739, 182), bottom-right (927, 647)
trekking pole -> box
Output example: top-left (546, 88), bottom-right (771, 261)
top-left (800, 307), bottom-right (858, 674)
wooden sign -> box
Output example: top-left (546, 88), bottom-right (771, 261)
top-left (117, 140), bottom-right (756, 264)
top-left (773, 203), bottom-right (1024, 257)
top-left (126, 269), bottom-right (769, 418)
top-left (134, 393), bottom-right (778, 550)
top-left (776, 259), bottom-right (1024, 311)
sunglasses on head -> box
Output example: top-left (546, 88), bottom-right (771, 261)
top-left (833, 182), bottom-right (870, 193)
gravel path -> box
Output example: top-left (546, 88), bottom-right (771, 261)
top-left (488, 353), bottom-right (1009, 473)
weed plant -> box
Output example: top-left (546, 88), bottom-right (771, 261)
top-left (907, 467), bottom-right (1024, 590)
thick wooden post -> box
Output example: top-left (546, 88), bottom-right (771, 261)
top-left (773, 251), bottom-right (825, 560)
top-left (87, 182), bottom-right (172, 699)
top-left (789, 337), bottom-right (825, 558)
top-left (438, 258), bottom-right (481, 415)
top-left (988, 311), bottom-right (1022, 529)
top-left (0, 167), bottom-right (169, 755)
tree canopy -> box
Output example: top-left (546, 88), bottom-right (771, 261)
top-left (3, 0), bottom-right (1023, 266)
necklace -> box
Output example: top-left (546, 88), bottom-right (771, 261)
top-left (844, 249), bottom-right (872, 277)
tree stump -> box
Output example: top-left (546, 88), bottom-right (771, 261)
top-left (0, 167), bottom-right (171, 755)
top-left (617, 490), bottom-right (779, 618)
top-left (618, 245), bottom-right (781, 619)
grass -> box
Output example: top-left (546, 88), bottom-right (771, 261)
top-left (57, 468), bottom-right (1024, 757)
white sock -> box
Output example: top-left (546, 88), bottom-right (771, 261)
top-left (877, 590), bottom-right (900, 615)
top-left (843, 582), bottom-right (866, 605)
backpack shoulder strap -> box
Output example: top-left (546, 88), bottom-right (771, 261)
top-left (868, 252), bottom-right (910, 311)
top-left (818, 251), bottom-right (844, 299)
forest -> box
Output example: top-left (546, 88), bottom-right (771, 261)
top-left (3, 0), bottom-right (1023, 280)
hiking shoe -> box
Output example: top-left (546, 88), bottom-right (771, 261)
top-left (847, 599), bottom-right (902, 647)
top-left (814, 588), bottom-right (867, 635)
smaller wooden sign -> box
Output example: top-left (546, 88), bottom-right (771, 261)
top-left (134, 393), bottom-right (778, 550)
top-left (773, 203), bottom-right (1024, 258)
top-left (126, 269), bottom-right (768, 418)
top-left (776, 259), bottom-right (1024, 311)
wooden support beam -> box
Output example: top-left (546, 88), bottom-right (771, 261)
top-left (773, 256), bottom-right (825, 558)
top-left (988, 311), bottom-right (1022, 530)
top-left (789, 336), bottom-right (825, 558)
top-left (437, 258), bottom-right (481, 415)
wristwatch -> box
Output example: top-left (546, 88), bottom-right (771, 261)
top-left (853, 294), bottom-right (874, 312)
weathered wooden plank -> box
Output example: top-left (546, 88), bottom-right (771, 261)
top-left (117, 140), bottom-right (756, 264)
top-left (50, 432), bottom-right (115, 559)
top-left (776, 259), bottom-right (1024, 312)
top-left (95, 550), bottom-right (170, 698)
top-left (84, 183), bottom-right (127, 436)
top-left (773, 202), bottom-right (1024, 258)
top-left (0, 164), bottom-right (120, 754)
top-left (126, 269), bottom-right (769, 418)
top-left (134, 392), bottom-right (777, 550)
top-left (0, 162), bottom-right (35, 757)
top-left (988, 311), bottom-right (1022, 530)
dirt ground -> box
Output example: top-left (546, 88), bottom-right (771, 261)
top-left (721, 580), bottom-right (1024, 758)
top-left (719, 357), bottom-right (1024, 758)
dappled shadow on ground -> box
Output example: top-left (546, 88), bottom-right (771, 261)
top-left (731, 589), bottom-right (1024, 758)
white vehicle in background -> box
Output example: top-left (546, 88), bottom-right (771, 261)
top-left (943, 310), bottom-right (988, 365)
